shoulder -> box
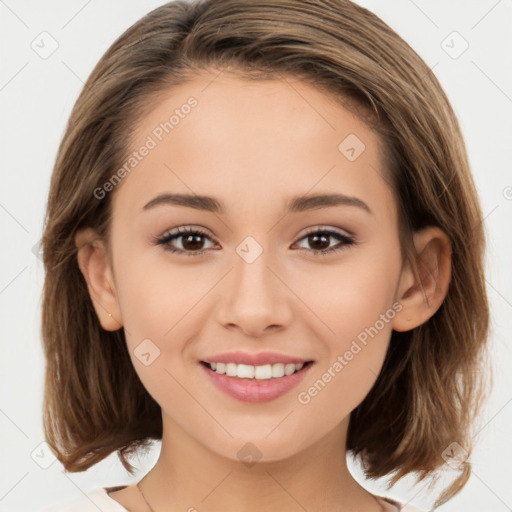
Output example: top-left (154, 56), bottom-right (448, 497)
top-left (375, 495), bottom-right (429, 512)
top-left (35, 486), bottom-right (129, 512)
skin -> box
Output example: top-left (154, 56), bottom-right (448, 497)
top-left (75, 70), bottom-right (451, 512)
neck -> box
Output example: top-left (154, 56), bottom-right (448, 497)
top-left (140, 413), bottom-right (381, 512)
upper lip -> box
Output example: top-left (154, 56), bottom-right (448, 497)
top-left (201, 351), bottom-right (313, 366)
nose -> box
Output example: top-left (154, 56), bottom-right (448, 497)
top-left (216, 245), bottom-right (294, 337)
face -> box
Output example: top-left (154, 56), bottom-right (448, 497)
top-left (105, 71), bottom-right (405, 462)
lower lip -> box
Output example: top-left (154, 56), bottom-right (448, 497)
top-left (200, 362), bottom-right (314, 403)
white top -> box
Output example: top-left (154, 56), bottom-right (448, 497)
top-left (36, 486), bottom-right (427, 511)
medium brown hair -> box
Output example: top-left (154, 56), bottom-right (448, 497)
top-left (40, 0), bottom-right (491, 507)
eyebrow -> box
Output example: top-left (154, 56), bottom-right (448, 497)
top-left (142, 192), bottom-right (372, 215)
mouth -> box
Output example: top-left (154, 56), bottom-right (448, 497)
top-left (199, 359), bottom-right (315, 403)
top-left (200, 360), bottom-right (314, 380)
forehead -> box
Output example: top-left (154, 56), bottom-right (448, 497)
top-left (113, 71), bottom-right (394, 220)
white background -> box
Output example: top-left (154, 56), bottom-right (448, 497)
top-left (1, 1), bottom-right (511, 511)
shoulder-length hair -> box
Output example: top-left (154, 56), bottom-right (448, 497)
top-left (41, 0), bottom-right (490, 507)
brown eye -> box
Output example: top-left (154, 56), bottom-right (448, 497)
top-left (155, 227), bottom-right (217, 257)
top-left (294, 229), bottom-right (355, 256)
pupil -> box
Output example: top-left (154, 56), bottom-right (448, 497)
top-left (183, 234), bottom-right (203, 250)
top-left (310, 234), bottom-right (328, 250)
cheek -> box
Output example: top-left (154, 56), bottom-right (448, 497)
top-left (115, 249), bottom-right (204, 339)
top-left (300, 247), bottom-right (401, 339)
top-left (294, 248), bottom-right (401, 413)
top-left (114, 265), bottom-right (202, 414)
top-left (113, 251), bottom-right (219, 393)
top-left (295, 338), bottom-right (389, 436)
top-left (296, 288), bottom-right (396, 428)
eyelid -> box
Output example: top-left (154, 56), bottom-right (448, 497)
top-left (159, 225), bottom-right (216, 241)
top-left (299, 225), bottom-right (354, 238)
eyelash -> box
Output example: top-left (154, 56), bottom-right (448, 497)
top-left (153, 226), bottom-right (356, 257)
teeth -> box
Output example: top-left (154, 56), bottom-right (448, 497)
top-left (238, 364), bottom-right (255, 379)
top-left (285, 363), bottom-right (296, 376)
top-left (226, 362), bottom-right (237, 377)
top-left (272, 363), bottom-right (285, 378)
top-left (207, 361), bottom-right (306, 380)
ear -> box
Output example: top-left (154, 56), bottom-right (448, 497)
top-left (392, 226), bottom-right (452, 332)
top-left (75, 227), bottom-right (123, 331)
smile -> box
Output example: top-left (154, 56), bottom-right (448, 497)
top-left (204, 361), bottom-right (306, 380)
top-left (200, 360), bottom-right (314, 403)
